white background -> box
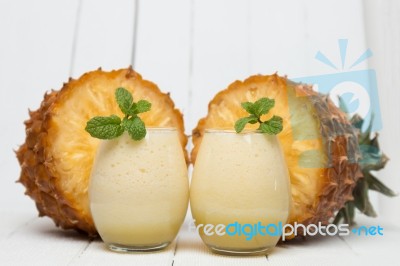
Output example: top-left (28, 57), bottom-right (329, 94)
top-left (0, 0), bottom-right (399, 265)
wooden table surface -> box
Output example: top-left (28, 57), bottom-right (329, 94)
top-left (0, 209), bottom-right (399, 265)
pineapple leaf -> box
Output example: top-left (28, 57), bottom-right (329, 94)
top-left (360, 116), bottom-right (374, 145)
top-left (363, 199), bottom-right (378, 217)
top-left (347, 201), bottom-right (355, 224)
top-left (350, 114), bottom-right (364, 130)
top-left (359, 144), bottom-right (388, 171)
top-left (353, 179), bottom-right (377, 217)
top-left (343, 204), bottom-right (350, 224)
top-left (366, 172), bottom-right (398, 197)
top-left (370, 134), bottom-right (380, 149)
top-left (334, 201), bottom-right (356, 225)
top-left (333, 209), bottom-right (343, 225)
top-left (338, 96), bottom-right (350, 117)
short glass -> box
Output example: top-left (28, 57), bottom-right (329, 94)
top-left (190, 129), bottom-right (291, 255)
top-left (89, 128), bottom-right (189, 252)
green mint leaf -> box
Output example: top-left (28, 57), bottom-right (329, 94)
top-left (126, 102), bottom-right (137, 116)
top-left (126, 100), bottom-right (151, 115)
top-left (259, 115), bottom-right (283, 135)
top-left (241, 102), bottom-right (254, 114)
top-left (253, 98), bottom-right (275, 117)
top-left (86, 87), bottom-right (152, 141)
top-left (115, 87), bottom-right (133, 115)
top-left (135, 100), bottom-right (152, 114)
top-left (122, 116), bottom-right (146, 140)
top-left (234, 116), bottom-right (258, 133)
top-left (85, 115), bottom-right (124, 139)
top-left (247, 115), bottom-right (258, 124)
top-left (235, 98), bottom-right (283, 135)
top-left (235, 97), bottom-right (283, 135)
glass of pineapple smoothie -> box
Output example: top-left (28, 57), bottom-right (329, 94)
top-left (89, 128), bottom-right (189, 252)
top-left (190, 129), bottom-right (291, 255)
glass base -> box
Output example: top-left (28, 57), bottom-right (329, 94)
top-left (207, 245), bottom-right (273, 256)
top-left (107, 242), bottom-right (170, 253)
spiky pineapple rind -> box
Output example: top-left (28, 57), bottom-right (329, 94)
top-left (334, 114), bottom-right (396, 226)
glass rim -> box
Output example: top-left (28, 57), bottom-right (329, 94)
top-left (204, 128), bottom-right (270, 134)
top-left (145, 127), bottom-right (177, 131)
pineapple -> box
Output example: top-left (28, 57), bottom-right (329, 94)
top-left (16, 68), bottom-right (187, 236)
top-left (191, 74), bottom-right (364, 239)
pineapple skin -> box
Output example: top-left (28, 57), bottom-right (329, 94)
top-left (15, 89), bottom-right (92, 234)
top-left (191, 74), bottom-right (363, 239)
top-left (16, 68), bottom-right (187, 236)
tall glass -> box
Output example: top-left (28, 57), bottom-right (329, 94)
top-left (190, 130), bottom-right (291, 255)
top-left (89, 128), bottom-right (189, 252)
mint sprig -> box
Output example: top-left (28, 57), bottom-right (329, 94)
top-left (234, 97), bottom-right (283, 135)
top-left (85, 88), bottom-right (151, 141)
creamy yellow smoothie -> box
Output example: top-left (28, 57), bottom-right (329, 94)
top-left (190, 130), bottom-right (291, 255)
top-left (89, 128), bottom-right (189, 251)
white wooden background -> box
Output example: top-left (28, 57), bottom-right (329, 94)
top-left (0, 0), bottom-right (399, 265)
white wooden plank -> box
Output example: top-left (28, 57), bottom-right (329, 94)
top-left (335, 216), bottom-right (399, 265)
top-left (134, 0), bottom-right (192, 134)
top-left (269, 236), bottom-right (360, 266)
top-left (0, 210), bottom-right (37, 239)
top-left (0, 216), bottom-right (90, 266)
top-left (250, 0), bottom-right (368, 78)
top-left (364, 0), bottom-right (400, 224)
top-left (249, 0), bottom-right (309, 77)
top-left (189, 0), bottom-right (251, 131)
top-left (1, 212), bottom-right (398, 265)
top-left (0, 0), bottom-right (79, 212)
top-left (70, 239), bottom-right (176, 266)
top-left (71, 0), bottom-right (136, 78)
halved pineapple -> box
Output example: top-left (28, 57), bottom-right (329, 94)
top-left (191, 74), bottom-right (363, 238)
top-left (16, 68), bottom-right (187, 236)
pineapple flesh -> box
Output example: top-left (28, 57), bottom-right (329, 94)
top-left (191, 74), bottom-right (363, 239)
top-left (16, 68), bottom-right (187, 236)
